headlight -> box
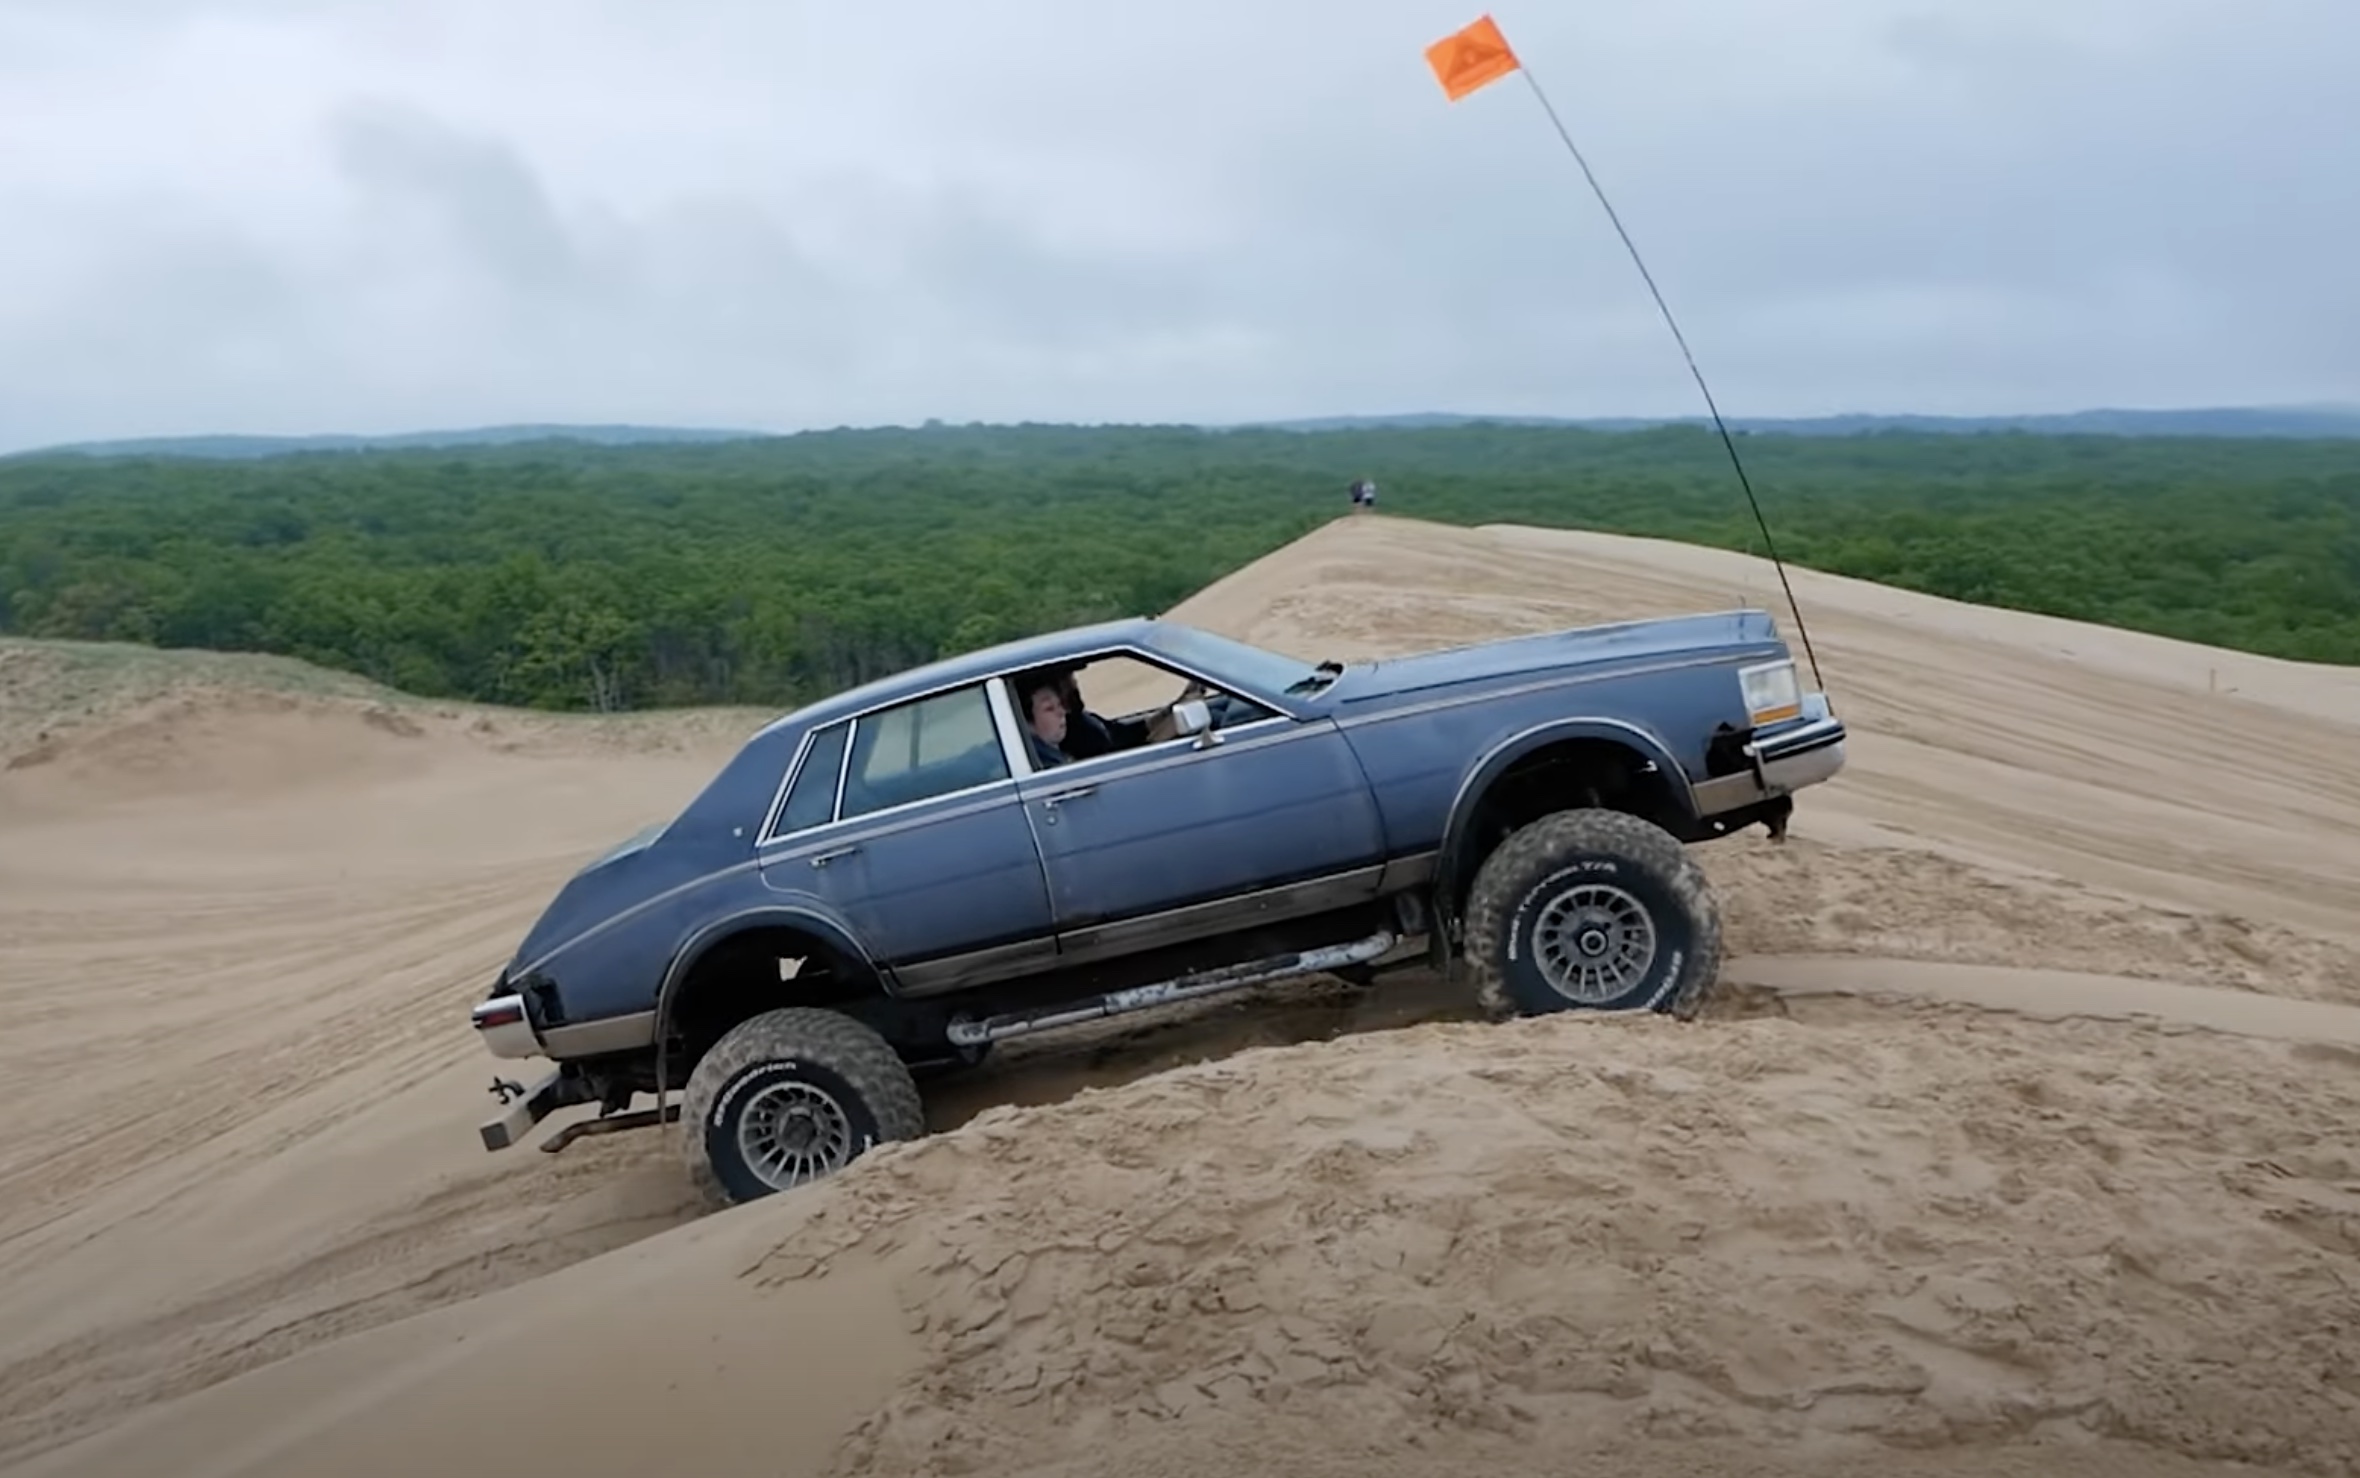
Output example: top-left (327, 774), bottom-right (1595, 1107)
top-left (1739, 660), bottom-right (1802, 727)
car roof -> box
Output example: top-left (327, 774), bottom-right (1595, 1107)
top-left (752, 615), bottom-right (1164, 737)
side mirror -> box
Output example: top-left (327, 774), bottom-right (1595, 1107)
top-left (1172, 698), bottom-right (1217, 746)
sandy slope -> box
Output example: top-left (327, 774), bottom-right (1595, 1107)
top-left (2, 515), bottom-right (2358, 1477)
top-left (1160, 517), bottom-right (2360, 950)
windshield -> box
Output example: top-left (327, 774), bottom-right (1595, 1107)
top-left (1153, 626), bottom-right (1336, 701)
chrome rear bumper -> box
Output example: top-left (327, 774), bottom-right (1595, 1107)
top-left (471, 991), bottom-right (543, 1060)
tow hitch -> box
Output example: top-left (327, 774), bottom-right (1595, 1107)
top-left (478, 1067), bottom-right (599, 1152)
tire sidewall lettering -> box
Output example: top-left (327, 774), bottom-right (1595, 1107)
top-left (710, 1055), bottom-right (803, 1130)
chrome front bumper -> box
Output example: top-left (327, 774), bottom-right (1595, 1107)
top-left (1691, 693), bottom-right (1848, 816)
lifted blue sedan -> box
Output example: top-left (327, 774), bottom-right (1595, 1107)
top-left (471, 609), bottom-right (1845, 1205)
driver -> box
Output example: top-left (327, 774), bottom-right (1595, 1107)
top-left (1016, 675), bottom-right (1072, 768)
top-left (1054, 668), bottom-right (1150, 760)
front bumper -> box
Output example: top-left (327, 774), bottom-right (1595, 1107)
top-left (1692, 693), bottom-right (1848, 816)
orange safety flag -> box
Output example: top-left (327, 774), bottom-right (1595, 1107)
top-left (1425, 14), bottom-right (1520, 101)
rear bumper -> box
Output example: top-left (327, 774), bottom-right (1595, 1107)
top-left (471, 991), bottom-right (544, 1060)
top-left (1691, 694), bottom-right (1848, 816)
top-left (479, 1068), bottom-right (598, 1151)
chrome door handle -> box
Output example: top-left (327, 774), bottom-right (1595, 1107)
top-left (1042, 786), bottom-right (1097, 807)
top-left (809, 845), bottom-right (859, 868)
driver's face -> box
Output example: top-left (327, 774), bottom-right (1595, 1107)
top-left (1029, 686), bottom-right (1067, 743)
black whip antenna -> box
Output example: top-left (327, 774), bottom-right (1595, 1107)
top-left (1428, 16), bottom-right (1826, 689)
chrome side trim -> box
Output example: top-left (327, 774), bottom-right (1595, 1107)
top-left (539, 1009), bottom-right (660, 1058)
top-left (1378, 849), bottom-right (1438, 891)
top-left (757, 779), bottom-right (1024, 858)
top-left (891, 937), bottom-right (1068, 999)
top-left (472, 993), bottom-right (544, 1060)
top-left (1053, 864), bottom-right (1389, 966)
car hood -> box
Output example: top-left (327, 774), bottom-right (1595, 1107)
top-left (1321, 609), bottom-right (1781, 704)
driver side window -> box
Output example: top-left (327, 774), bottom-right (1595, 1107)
top-left (1018, 653), bottom-right (1276, 771)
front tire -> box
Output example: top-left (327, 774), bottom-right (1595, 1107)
top-left (1461, 808), bottom-right (1722, 1021)
top-left (680, 1007), bottom-right (927, 1209)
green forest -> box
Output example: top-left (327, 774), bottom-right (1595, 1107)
top-left (2, 421), bottom-right (2355, 712)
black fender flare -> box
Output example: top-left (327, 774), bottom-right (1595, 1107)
top-left (651, 903), bottom-right (884, 1095)
top-left (1431, 717), bottom-right (1700, 930)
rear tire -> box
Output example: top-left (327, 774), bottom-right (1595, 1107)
top-left (680, 1007), bottom-right (927, 1209)
top-left (1461, 808), bottom-right (1722, 1022)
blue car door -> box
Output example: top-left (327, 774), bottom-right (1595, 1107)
top-left (1015, 704), bottom-right (1389, 959)
top-left (757, 680), bottom-right (1058, 996)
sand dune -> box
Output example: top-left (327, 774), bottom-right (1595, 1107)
top-left (2, 515), bottom-right (2358, 1477)
top-left (1161, 519), bottom-right (2360, 949)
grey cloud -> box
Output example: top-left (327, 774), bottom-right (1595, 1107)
top-left (0, 0), bottom-right (2354, 450)
top-left (330, 99), bottom-right (580, 293)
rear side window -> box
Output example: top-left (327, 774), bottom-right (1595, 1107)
top-left (839, 684), bottom-right (1010, 820)
top-left (773, 722), bottom-right (849, 837)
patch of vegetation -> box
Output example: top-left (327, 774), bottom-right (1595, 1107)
top-left (2, 422), bottom-right (2353, 711)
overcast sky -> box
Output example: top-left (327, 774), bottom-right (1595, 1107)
top-left (0, 0), bottom-right (2352, 450)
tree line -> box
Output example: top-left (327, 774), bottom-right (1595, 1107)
top-left (1, 421), bottom-right (2353, 712)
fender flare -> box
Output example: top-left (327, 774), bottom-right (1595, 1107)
top-left (1431, 717), bottom-right (1699, 927)
top-left (652, 902), bottom-right (884, 1062)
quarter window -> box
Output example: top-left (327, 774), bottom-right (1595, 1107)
top-left (839, 684), bottom-right (1010, 819)
top-left (773, 721), bottom-right (849, 837)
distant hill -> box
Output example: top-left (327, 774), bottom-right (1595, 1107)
top-left (12, 423), bottom-right (775, 461)
top-left (12, 404), bottom-right (2360, 463)
top-left (1234, 406), bottom-right (2360, 439)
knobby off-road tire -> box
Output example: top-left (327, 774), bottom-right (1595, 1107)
top-left (679, 1007), bottom-right (927, 1209)
top-left (1461, 808), bottom-right (1723, 1022)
